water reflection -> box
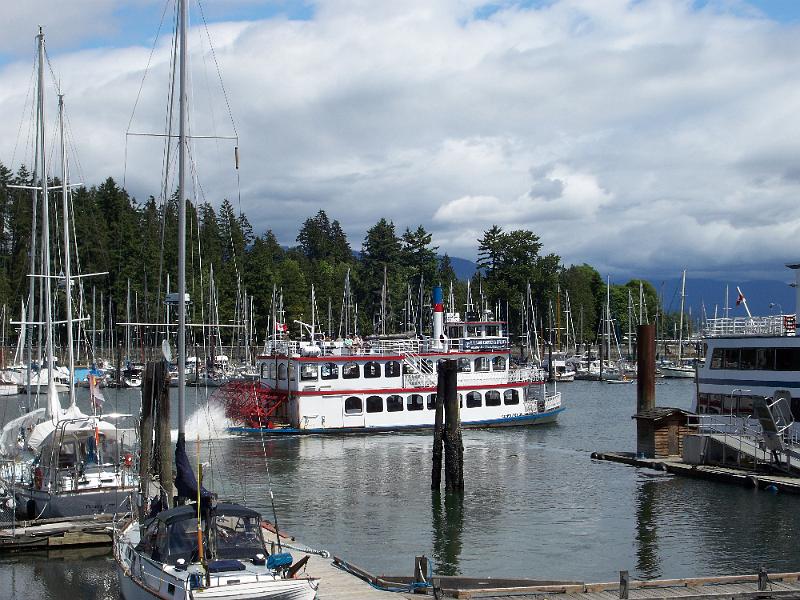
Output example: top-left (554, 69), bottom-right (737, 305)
top-left (431, 490), bottom-right (464, 575)
top-left (635, 478), bottom-right (662, 579)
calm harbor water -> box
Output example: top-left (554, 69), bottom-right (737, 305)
top-left (2, 379), bottom-right (800, 598)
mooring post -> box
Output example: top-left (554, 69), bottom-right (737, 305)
top-left (143, 360), bottom-right (172, 507)
top-left (758, 566), bottom-right (768, 591)
top-left (414, 555), bottom-right (430, 592)
top-left (432, 362), bottom-right (445, 490)
top-left (442, 359), bottom-right (463, 492)
top-left (636, 324), bottom-right (656, 413)
top-left (619, 570), bottom-right (629, 599)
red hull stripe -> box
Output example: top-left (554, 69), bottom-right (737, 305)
top-left (265, 380), bottom-right (543, 396)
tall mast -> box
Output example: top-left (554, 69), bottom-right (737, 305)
top-left (177, 0), bottom-right (188, 438)
top-left (58, 93), bottom-right (76, 407)
top-left (37, 27), bottom-right (58, 418)
top-left (677, 269), bottom-right (686, 363)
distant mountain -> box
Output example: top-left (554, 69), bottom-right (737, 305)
top-left (649, 277), bottom-right (796, 318)
top-left (448, 256), bottom-right (478, 280)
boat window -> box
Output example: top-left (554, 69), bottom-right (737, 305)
top-left (164, 518), bottom-right (202, 563)
top-left (385, 361), bottom-right (401, 377)
top-left (135, 519), bottom-right (160, 556)
top-left (300, 364), bottom-right (318, 381)
top-left (485, 390), bottom-right (501, 406)
top-left (269, 363), bottom-right (277, 378)
top-left (402, 362), bottom-right (415, 374)
top-left (427, 394), bottom-right (437, 410)
top-left (366, 396), bottom-right (383, 413)
top-left (457, 358), bottom-right (471, 373)
top-left (288, 362), bottom-right (295, 380)
top-left (474, 357), bottom-right (490, 372)
top-left (260, 363), bottom-right (268, 379)
top-left (321, 362), bottom-right (339, 380)
top-left (407, 394), bottom-right (424, 411)
top-left (215, 513), bottom-right (266, 560)
top-left (386, 395), bottom-right (403, 412)
top-left (492, 356), bottom-right (506, 371)
top-left (776, 348), bottom-right (800, 371)
top-left (344, 396), bottom-right (363, 414)
top-left (277, 363), bottom-right (287, 380)
top-left (710, 348), bottom-right (723, 369)
top-left (739, 348), bottom-right (756, 370)
top-left (504, 389), bottom-right (519, 405)
top-left (723, 348), bottom-right (739, 370)
top-left (364, 361), bottom-right (381, 378)
top-left (756, 348), bottom-right (774, 370)
top-left (421, 359), bottom-right (433, 373)
top-left (791, 397), bottom-right (800, 421)
top-left (466, 391), bottom-right (482, 408)
top-left (342, 362), bottom-right (360, 379)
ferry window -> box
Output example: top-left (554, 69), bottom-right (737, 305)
top-left (288, 362), bottom-right (296, 380)
top-left (474, 357), bottom-right (490, 372)
top-left (776, 348), bottom-right (800, 371)
top-left (300, 364), bottom-right (318, 381)
top-left (343, 362), bottom-right (360, 379)
top-left (791, 397), bottom-right (800, 421)
top-left (277, 363), bottom-right (287, 380)
top-left (492, 356), bottom-right (506, 371)
top-left (756, 348), bottom-right (774, 370)
top-left (723, 348), bottom-right (739, 370)
top-left (366, 396), bottom-right (383, 413)
top-left (386, 395), bottom-right (403, 412)
top-left (385, 361), bottom-right (401, 377)
top-left (485, 390), bottom-right (501, 406)
top-left (504, 389), bottom-right (519, 405)
top-left (710, 349), bottom-right (723, 369)
top-left (269, 363), bottom-right (276, 378)
top-left (421, 359), bottom-right (433, 373)
top-left (457, 358), bottom-right (471, 373)
top-left (345, 396), bottom-right (363, 414)
top-left (466, 391), bottom-right (482, 408)
top-left (427, 394), bottom-right (437, 410)
top-left (407, 394), bottom-right (424, 411)
top-left (260, 363), bottom-right (267, 378)
top-left (402, 362), bottom-right (415, 374)
top-left (321, 362), bottom-right (339, 379)
top-left (364, 361), bottom-right (381, 378)
top-left (739, 348), bottom-right (756, 370)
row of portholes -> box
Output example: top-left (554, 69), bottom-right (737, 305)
top-left (262, 355), bottom-right (509, 382)
top-left (344, 389), bottom-right (521, 415)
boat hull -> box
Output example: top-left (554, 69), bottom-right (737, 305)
top-left (117, 571), bottom-right (318, 600)
top-left (660, 367), bottom-right (695, 379)
top-left (229, 406), bottom-right (564, 435)
top-left (15, 486), bottom-right (135, 519)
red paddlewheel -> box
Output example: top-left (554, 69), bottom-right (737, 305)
top-left (211, 380), bottom-right (288, 429)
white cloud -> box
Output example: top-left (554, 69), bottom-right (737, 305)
top-left (1, 0), bottom-right (800, 282)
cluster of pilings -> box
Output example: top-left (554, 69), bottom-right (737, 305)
top-left (432, 360), bottom-right (464, 492)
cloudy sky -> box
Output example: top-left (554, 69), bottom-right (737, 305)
top-left (1, 0), bottom-right (800, 283)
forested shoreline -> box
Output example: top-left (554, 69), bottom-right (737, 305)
top-left (0, 162), bottom-right (668, 348)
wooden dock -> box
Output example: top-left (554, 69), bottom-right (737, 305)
top-left (0, 513), bottom-right (116, 551)
top-left (591, 451), bottom-right (800, 494)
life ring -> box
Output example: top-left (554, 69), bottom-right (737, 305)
top-left (33, 467), bottom-right (43, 490)
top-left (123, 453), bottom-right (134, 469)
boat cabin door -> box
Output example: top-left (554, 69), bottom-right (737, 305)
top-left (342, 395), bottom-right (366, 429)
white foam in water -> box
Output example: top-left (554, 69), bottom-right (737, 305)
top-left (171, 402), bottom-right (235, 441)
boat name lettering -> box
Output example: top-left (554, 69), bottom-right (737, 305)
top-left (462, 339), bottom-right (507, 351)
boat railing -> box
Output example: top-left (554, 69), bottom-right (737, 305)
top-left (704, 315), bottom-right (797, 337)
top-left (507, 366), bottom-right (546, 383)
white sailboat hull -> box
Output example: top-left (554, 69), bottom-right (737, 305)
top-left (660, 366), bottom-right (695, 378)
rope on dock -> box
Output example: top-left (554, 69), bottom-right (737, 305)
top-left (281, 541), bottom-right (331, 559)
top-left (333, 555), bottom-right (433, 593)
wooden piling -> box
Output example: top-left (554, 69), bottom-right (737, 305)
top-left (636, 324), bottom-right (655, 413)
top-left (432, 362), bottom-right (445, 490)
top-left (142, 360), bottom-right (172, 507)
top-left (619, 570), bottom-right (629, 599)
top-left (441, 359), bottom-right (463, 492)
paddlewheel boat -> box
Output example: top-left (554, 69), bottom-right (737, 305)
top-left (215, 286), bottom-right (563, 434)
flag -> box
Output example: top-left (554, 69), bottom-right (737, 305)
top-left (88, 373), bottom-right (105, 409)
top-left (736, 292), bottom-right (745, 306)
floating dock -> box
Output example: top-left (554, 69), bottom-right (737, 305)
top-left (591, 451), bottom-right (800, 494)
top-left (0, 513), bottom-right (116, 551)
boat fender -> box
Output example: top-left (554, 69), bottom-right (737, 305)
top-left (33, 467), bottom-right (43, 490)
top-left (267, 552), bottom-right (293, 570)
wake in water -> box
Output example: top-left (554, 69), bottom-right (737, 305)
top-left (171, 402), bottom-right (235, 441)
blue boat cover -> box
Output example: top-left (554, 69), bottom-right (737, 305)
top-left (267, 552), bottom-right (293, 569)
top-left (208, 559), bottom-right (246, 573)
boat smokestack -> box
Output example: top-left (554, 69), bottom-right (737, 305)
top-left (433, 285), bottom-right (444, 349)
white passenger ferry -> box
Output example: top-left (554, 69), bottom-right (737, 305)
top-left (222, 287), bottom-right (563, 434)
top-left (693, 264), bottom-right (800, 419)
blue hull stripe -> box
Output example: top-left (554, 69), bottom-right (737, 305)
top-left (699, 377), bottom-right (800, 389)
top-left (228, 407), bottom-right (565, 435)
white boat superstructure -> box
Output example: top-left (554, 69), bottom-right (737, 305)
top-left (225, 288), bottom-right (563, 433)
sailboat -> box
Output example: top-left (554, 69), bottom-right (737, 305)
top-left (0, 28), bottom-right (138, 520)
top-left (114, 3), bottom-right (319, 598)
top-left (661, 270), bottom-right (695, 378)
